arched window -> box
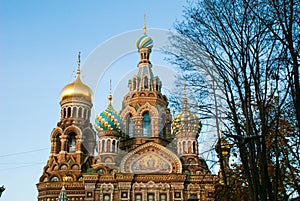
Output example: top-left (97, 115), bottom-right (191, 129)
top-left (160, 194), bottom-right (167, 201)
top-left (135, 194), bottom-right (142, 201)
top-left (72, 107), bottom-right (77, 117)
top-left (183, 141), bottom-right (187, 153)
top-left (148, 194), bottom-right (154, 201)
top-left (78, 107), bottom-right (82, 118)
top-left (127, 114), bottom-right (134, 137)
top-left (188, 141), bottom-right (192, 153)
top-left (63, 108), bottom-right (67, 118)
top-left (112, 140), bottom-right (115, 153)
top-left (178, 141), bottom-right (182, 154)
top-left (67, 107), bottom-right (71, 117)
top-left (143, 112), bottom-right (151, 137)
top-left (55, 134), bottom-right (61, 154)
top-left (68, 133), bottom-right (76, 153)
top-left (107, 139), bottom-right (111, 152)
top-left (101, 140), bottom-right (105, 153)
top-left (83, 109), bottom-right (87, 119)
top-left (193, 141), bottom-right (196, 154)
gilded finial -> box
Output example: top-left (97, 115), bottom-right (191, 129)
top-left (143, 14), bottom-right (147, 35)
top-left (77, 51), bottom-right (81, 75)
top-left (62, 176), bottom-right (71, 188)
top-left (183, 82), bottom-right (188, 110)
top-left (63, 176), bottom-right (68, 182)
top-left (108, 79), bottom-right (113, 106)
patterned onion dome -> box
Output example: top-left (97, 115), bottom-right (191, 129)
top-left (172, 109), bottom-right (201, 135)
top-left (60, 70), bottom-right (93, 102)
top-left (136, 34), bottom-right (153, 50)
top-left (215, 136), bottom-right (231, 154)
top-left (94, 95), bottom-right (123, 133)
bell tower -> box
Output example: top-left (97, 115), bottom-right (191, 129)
top-left (37, 52), bottom-right (96, 201)
top-left (120, 18), bottom-right (172, 151)
top-left (172, 85), bottom-right (210, 176)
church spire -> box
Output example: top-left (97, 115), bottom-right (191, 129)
top-left (143, 14), bottom-right (147, 35)
top-left (77, 51), bottom-right (81, 76)
top-left (108, 79), bottom-right (113, 106)
top-left (183, 82), bottom-right (188, 111)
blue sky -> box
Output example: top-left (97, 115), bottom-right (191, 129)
top-left (0, 1), bottom-right (188, 200)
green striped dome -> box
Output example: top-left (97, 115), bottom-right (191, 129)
top-left (172, 109), bottom-right (201, 135)
top-left (136, 34), bottom-right (153, 49)
top-left (94, 99), bottom-right (122, 133)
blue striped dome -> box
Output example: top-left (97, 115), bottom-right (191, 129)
top-left (94, 99), bottom-right (122, 133)
top-left (136, 34), bottom-right (153, 50)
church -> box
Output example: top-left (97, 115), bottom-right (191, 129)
top-left (36, 23), bottom-right (224, 201)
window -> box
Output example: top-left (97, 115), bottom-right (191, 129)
top-left (78, 107), bottom-right (82, 118)
top-left (112, 140), bottom-right (115, 153)
top-left (63, 108), bottom-right (67, 118)
top-left (83, 109), bottom-right (87, 119)
top-left (55, 134), bottom-right (61, 154)
top-left (143, 112), bottom-right (151, 137)
top-left (103, 194), bottom-right (110, 201)
top-left (128, 114), bottom-right (134, 137)
top-left (160, 194), bottom-right (166, 201)
top-left (135, 194), bottom-right (142, 201)
top-left (183, 141), bottom-right (187, 153)
top-left (193, 141), bottom-right (196, 153)
top-left (72, 107), bottom-right (77, 117)
top-left (67, 107), bottom-right (71, 117)
top-left (147, 193), bottom-right (154, 201)
top-left (68, 133), bottom-right (76, 153)
top-left (101, 140), bottom-right (105, 153)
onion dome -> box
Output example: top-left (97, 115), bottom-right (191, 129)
top-left (172, 92), bottom-right (201, 135)
top-left (215, 136), bottom-right (231, 155)
top-left (60, 53), bottom-right (93, 102)
top-left (136, 34), bottom-right (153, 50)
top-left (94, 94), bottom-right (123, 133)
top-left (172, 108), bottom-right (201, 135)
top-left (136, 15), bottom-right (153, 50)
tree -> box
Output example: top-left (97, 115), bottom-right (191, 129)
top-left (168, 0), bottom-right (300, 200)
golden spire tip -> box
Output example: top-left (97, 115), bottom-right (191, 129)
top-left (143, 14), bottom-right (147, 35)
top-left (108, 79), bottom-right (112, 106)
top-left (183, 82), bottom-right (188, 110)
top-left (77, 51), bottom-right (81, 75)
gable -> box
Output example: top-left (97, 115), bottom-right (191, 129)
top-left (120, 142), bottom-right (182, 174)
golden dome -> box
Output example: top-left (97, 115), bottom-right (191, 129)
top-left (60, 70), bottom-right (93, 102)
